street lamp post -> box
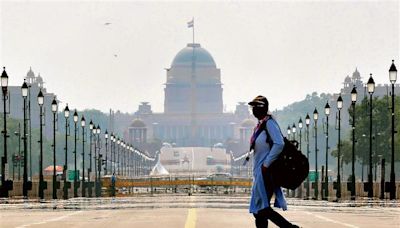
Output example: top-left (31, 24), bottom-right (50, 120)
top-left (73, 110), bottom-right (79, 197)
top-left (287, 126), bottom-right (291, 139)
top-left (121, 140), bottom-right (124, 176)
top-left (110, 134), bottom-right (114, 174)
top-left (133, 147), bottom-right (136, 177)
top-left (117, 138), bottom-right (121, 175)
top-left (292, 123), bottom-right (297, 141)
top-left (122, 142), bottom-right (126, 176)
top-left (120, 141), bottom-right (124, 176)
top-left (37, 90), bottom-right (45, 199)
top-left (128, 146), bottom-right (131, 177)
top-left (88, 120), bottom-right (94, 197)
top-left (350, 86), bottom-right (357, 200)
top-left (127, 144), bottom-right (129, 177)
top-left (136, 147), bottom-right (139, 177)
top-left (120, 139), bottom-right (125, 176)
top-left (336, 95), bottom-right (343, 200)
top-left (298, 119), bottom-right (303, 150)
top-left (123, 142), bottom-right (126, 177)
top-left (298, 118), bottom-right (303, 198)
top-left (324, 102), bottom-right (330, 201)
top-left (389, 60), bottom-right (397, 200)
top-left (81, 116), bottom-right (86, 197)
top-left (28, 83), bottom-right (32, 182)
top-left (291, 123), bottom-right (297, 197)
top-left (63, 104), bottom-right (70, 200)
top-left (127, 145), bottom-right (130, 177)
top-left (135, 150), bottom-right (139, 177)
top-left (134, 146), bottom-right (136, 177)
top-left (367, 74), bottom-right (375, 198)
top-left (349, 86), bottom-right (357, 200)
top-left (92, 125), bottom-right (98, 195)
top-left (135, 151), bottom-right (138, 177)
top-left (0, 67), bottom-right (12, 197)
top-left (96, 125), bottom-right (102, 197)
top-left (113, 136), bottom-right (117, 175)
top-left (305, 114), bottom-right (311, 199)
top-left (51, 97), bottom-right (58, 199)
top-left (134, 147), bottom-right (137, 177)
top-left (126, 144), bottom-right (129, 176)
top-left (22, 80), bottom-right (30, 198)
top-left (112, 136), bottom-right (115, 175)
top-left (139, 154), bottom-right (142, 177)
top-left (104, 130), bottom-right (108, 175)
top-left (121, 140), bottom-right (125, 176)
top-left (131, 146), bottom-right (136, 177)
top-left (313, 108), bottom-right (319, 200)
top-left (124, 142), bottom-right (127, 176)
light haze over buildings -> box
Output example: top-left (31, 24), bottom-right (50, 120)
top-left (126, 42), bottom-right (252, 147)
top-left (0, 1), bottom-right (399, 114)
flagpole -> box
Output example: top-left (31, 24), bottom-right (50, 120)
top-left (192, 18), bottom-right (195, 44)
top-left (187, 18), bottom-right (196, 146)
top-left (190, 18), bottom-right (196, 146)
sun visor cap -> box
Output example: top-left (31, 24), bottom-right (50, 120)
top-left (248, 95), bottom-right (268, 107)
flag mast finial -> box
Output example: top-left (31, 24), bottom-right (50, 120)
top-left (187, 18), bottom-right (194, 44)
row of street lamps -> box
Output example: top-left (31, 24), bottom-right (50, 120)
top-left (0, 67), bottom-right (156, 199)
top-left (286, 60), bottom-right (397, 200)
top-left (50, 102), bottom-right (154, 199)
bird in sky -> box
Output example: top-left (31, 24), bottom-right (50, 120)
top-left (104, 22), bottom-right (111, 26)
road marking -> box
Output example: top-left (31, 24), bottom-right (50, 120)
top-left (16, 210), bottom-right (83, 227)
top-left (184, 208), bottom-right (197, 228)
top-left (304, 211), bottom-right (359, 228)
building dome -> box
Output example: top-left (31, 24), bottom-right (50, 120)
top-left (130, 119), bottom-right (146, 128)
top-left (36, 73), bottom-right (43, 83)
top-left (27, 67), bottom-right (35, 77)
top-left (241, 118), bottom-right (256, 128)
top-left (164, 42), bottom-right (223, 114)
top-left (352, 68), bottom-right (361, 80)
top-left (171, 43), bottom-right (216, 68)
top-left (344, 75), bottom-right (351, 83)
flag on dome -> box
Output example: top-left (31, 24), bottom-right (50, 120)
top-left (187, 18), bottom-right (194, 28)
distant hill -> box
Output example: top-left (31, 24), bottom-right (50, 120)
top-left (273, 92), bottom-right (334, 131)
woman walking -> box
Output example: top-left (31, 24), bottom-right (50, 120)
top-left (248, 95), bottom-right (299, 228)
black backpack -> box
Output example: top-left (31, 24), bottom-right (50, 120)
top-left (263, 119), bottom-right (309, 190)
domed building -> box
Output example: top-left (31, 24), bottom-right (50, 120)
top-left (130, 42), bottom-right (252, 148)
top-left (128, 119), bottom-right (147, 145)
top-left (165, 43), bottom-right (222, 113)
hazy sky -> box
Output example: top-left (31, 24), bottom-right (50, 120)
top-left (1, 0), bottom-right (399, 113)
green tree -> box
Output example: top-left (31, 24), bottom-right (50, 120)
top-left (331, 96), bottom-right (400, 168)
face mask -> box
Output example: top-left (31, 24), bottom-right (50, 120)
top-left (252, 107), bottom-right (267, 120)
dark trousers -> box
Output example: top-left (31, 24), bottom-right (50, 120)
top-left (253, 170), bottom-right (293, 228)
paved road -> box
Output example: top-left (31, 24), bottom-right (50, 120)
top-left (1, 195), bottom-right (399, 228)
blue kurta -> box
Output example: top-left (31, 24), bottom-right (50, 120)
top-left (249, 118), bottom-right (287, 214)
